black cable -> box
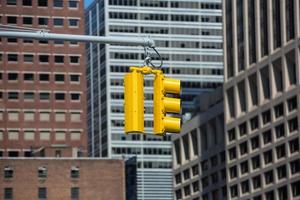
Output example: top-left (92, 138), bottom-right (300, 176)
top-left (151, 47), bottom-right (163, 69)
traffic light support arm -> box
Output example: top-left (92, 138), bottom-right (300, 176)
top-left (129, 66), bottom-right (162, 75)
top-left (0, 30), bottom-right (155, 48)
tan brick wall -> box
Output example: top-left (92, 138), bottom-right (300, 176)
top-left (0, 159), bottom-right (125, 200)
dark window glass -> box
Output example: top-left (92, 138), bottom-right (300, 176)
top-left (4, 168), bottom-right (13, 178)
top-left (8, 54), bottom-right (18, 61)
top-left (39, 74), bottom-right (49, 81)
top-left (54, 56), bottom-right (64, 63)
top-left (292, 180), bottom-right (300, 197)
top-left (237, 0), bottom-right (244, 72)
top-left (38, 18), bottom-right (48, 25)
top-left (38, 0), bottom-right (47, 7)
top-left (262, 110), bottom-right (271, 124)
top-left (277, 165), bottom-right (287, 180)
top-left (264, 170), bottom-right (274, 184)
top-left (7, 16), bottom-right (17, 24)
top-left (240, 161), bottom-right (249, 174)
top-left (4, 188), bottom-right (13, 200)
top-left (23, 17), bottom-right (32, 25)
top-left (252, 155), bottom-right (260, 170)
top-left (55, 74), bottom-right (64, 82)
top-left (248, 0), bottom-right (256, 64)
top-left (290, 159), bottom-right (300, 174)
top-left (241, 180), bottom-right (249, 193)
top-left (71, 187), bottom-right (79, 200)
top-left (226, 0), bottom-right (234, 78)
top-left (8, 151), bottom-right (19, 157)
top-left (24, 54), bottom-right (34, 62)
top-left (24, 73), bottom-right (34, 81)
top-left (55, 93), bottom-right (65, 100)
top-left (228, 128), bottom-right (236, 142)
top-left (40, 93), bottom-right (50, 100)
top-left (250, 116), bottom-right (258, 131)
top-left (260, 0), bottom-right (268, 57)
top-left (39, 55), bottom-right (49, 63)
top-left (286, 0), bottom-right (295, 41)
top-left (71, 167), bottom-right (79, 178)
top-left (53, 0), bottom-right (63, 7)
top-left (263, 130), bottom-right (272, 145)
top-left (264, 150), bottom-right (273, 165)
top-left (8, 92), bottom-right (18, 99)
top-left (289, 138), bottom-right (300, 154)
top-left (278, 186), bottom-right (288, 200)
top-left (8, 73), bottom-right (18, 81)
top-left (71, 93), bottom-right (80, 100)
top-left (288, 96), bottom-right (297, 112)
top-left (54, 18), bottom-right (63, 26)
top-left (69, 0), bottom-right (78, 8)
top-left (38, 187), bottom-right (47, 199)
top-left (23, 0), bottom-right (32, 6)
top-left (70, 56), bottom-right (79, 63)
top-left (273, 0), bottom-right (281, 49)
top-left (7, 0), bottom-right (16, 5)
top-left (275, 124), bottom-right (285, 139)
top-left (251, 136), bottom-right (259, 150)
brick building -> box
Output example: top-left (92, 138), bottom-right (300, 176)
top-left (0, 0), bottom-right (87, 157)
top-left (0, 158), bottom-right (126, 200)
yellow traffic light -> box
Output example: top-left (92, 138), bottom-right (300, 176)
top-left (153, 72), bottom-right (181, 135)
top-left (124, 69), bottom-right (144, 134)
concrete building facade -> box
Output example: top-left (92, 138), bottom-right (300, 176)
top-left (0, 0), bottom-right (87, 157)
top-left (223, 0), bottom-right (300, 199)
top-left (85, 1), bottom-right (223, 199)
top-left (0, 158), bottom-right (125, 200)
top-left (172, 88), bottom-right (226, 200)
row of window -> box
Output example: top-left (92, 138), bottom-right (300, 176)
top-left (228, 96), bottom-right (298, 142)
top-left (230, 179), bottom-right (300, 199)
top-left (0, 110), bottom-right (82, 122)
top-left (1, 91), bottom-right (81, 101)
top-left (109, 12), bottom-right (221, 23)
top-left (112, 147), bottom-right (171, 155)
top-left (0, 130), bottom-right (82, 141)
top-left (175, 185), bottom-right (226, 200)
top-left (228, 138), bottom-right (299, 164)
top-left (109, 0), bottom-right (221, 10)
top-left (1, 54), bottom-right (80, 64)
top-left (3, 187), bottom-right (79, 200)
top-left (4, 0), bottom-right (79, 8)
top-left (1, 73), bottom-right (80, 83)
top-left (0, 38), bottom-right (79, 46)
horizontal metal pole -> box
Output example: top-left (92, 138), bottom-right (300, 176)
top-left (0, 31), bottom-right (155, 47)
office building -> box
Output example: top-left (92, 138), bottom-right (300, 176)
top-left (223, 0), bottom-right (300, 199)
top-left (0, 158), bottom-right (125, 200)
top-left (0, 0), bottom-right (87, 157)
top-left (173, 88), bottom-right (227, 200)
top-left (85, 1), bottom-right (223, 199)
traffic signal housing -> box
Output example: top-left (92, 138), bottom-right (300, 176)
top-left (153, 71), bottom-right (181, 135)
top-left (124, 69), bottom-right (144, 134)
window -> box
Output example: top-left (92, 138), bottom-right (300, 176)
top-left (8, 151), bottom-right (19, 157)
top-left (69, 0), bottom-right (78, 8)
top-left (239, 142), bottom-right (248, 155)
top-left (54, 55), bottom-right (64, 63)
top-left (278, 186), bottom-right (288, 200)
top-left (276, 144), bottom-right (286, 159)
top-left (40, 93), bottom-right (50, 100)
top-left (8, 92), bottom-right (18, 100)
top-left (192, 164), bottom-right (199, 176)
top-left (39, 55), bottom-right (49, 63)
top-left (54, 18), bottom-right (63, 26)
top-left (23, 17), bottom-right (33, 25)
top-left (287, 96), bottom-right (297, 112)
top-left (71, 187), bottom-right (79, 200)
top-left (201, 177), bottom-right (209, 189)
top-left (229, 166), bottom-right (237, 179)
top-left (38, 187), bottom-right (47, 200)
top-left (38, 0), bottom-right (47, 7)
top-left (262, 110), bottom-right (271, 124)
top-left (71, 166), bottom-right (79, 178)
top-left (183, 169), bottom-right (190, 180)
top-left (274, 103), bottom-right (284, 118)
top-left (241, 180), bottom-right (249, 193)
top-left (252, 155), bottom-right (260, 170)
top-left (240, 161), bottom-right (249, 174)
top-left (55, 74), bottom-right (64, 82)
top-left (7, 16), bottom-right (17, 24)
top-left (24, 73), bottom-right (34, 81)
top-left (24, 92), bottom-right (34, 100)
top-left (251, 136), bottom-right (259, 150)
top-left (184, 185), bottom-right (190, 196)
top-left (230, 185), bottom-right (238, 198)
top-left (4, 167), bottom-right (13, 178)
top-left (264, 150), bottom-right (273, 165)
top-left (289, 138), bottom-right (300, 154)
top-left (228, 128), bottom-right (236, 142)
top-left (288, 117), bottom-right (298, 133)
top-left (7, 0), bottom-right (16, 5)
top-left (264, 170), bottom-right (273, 184)
top-left (292, 180), bottom-right (300, 197)
top-left (192, 181), bottom-right (199, 193)
top-left (69, 19), bottom-right (79, 27)
top-left (277, 165), bottom-right (287, 180)
top-left (8, 73), bottom-right (18, 81)
top-left (175, 173), bottom-right (181, 184)
top-left (70, 56), bottom-right (79, 63)
top-left (38, 18), bottom-right (48, 26)
top-left (275, 124), bottom-right (285, 139)
top-left (290, 159), bottom-right (300, 174)
top-left (229, 147), bottom-right (236, 160)
top-left (8, 54), bottom-right (18, 61)
top-left (39, 74), bottom-right (49, 81)
top-left (23, 0), bottom-right (32, 6)
top-left (263, 130), bottom-right (272, 145)
top-left (55, 93), bottom-right (65, 100)
top-left (24, 54), bottom-right (34, 62)
top-left (4, 188), bottom-right (13, 200)
top-left (38, 167), bottom-right (47, 178)
top-left (53, 0), bottom-right (63, 7)
top-left (70, 75), bottom-right (80, 82)
top-left (71, 93), bottom-right (80, 101)
top-left (250, 116), bottom-right (259, 130)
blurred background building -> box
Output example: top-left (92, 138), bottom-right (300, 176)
top-left (223, 0), bottom-right (300, 199)
top-left (172, 88), bottom-right (226, 200)
top-left (85, 0), bottom-right (223, 199)
top-left (0, 0), bottom-right (87, 157)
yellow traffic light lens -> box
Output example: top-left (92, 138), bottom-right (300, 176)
top-left (164, 78), bottom-right (180, 94)
top-left (164, 117), bottom-right (181, 133)
top-left (164, 97), bottom-right (180, 113)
